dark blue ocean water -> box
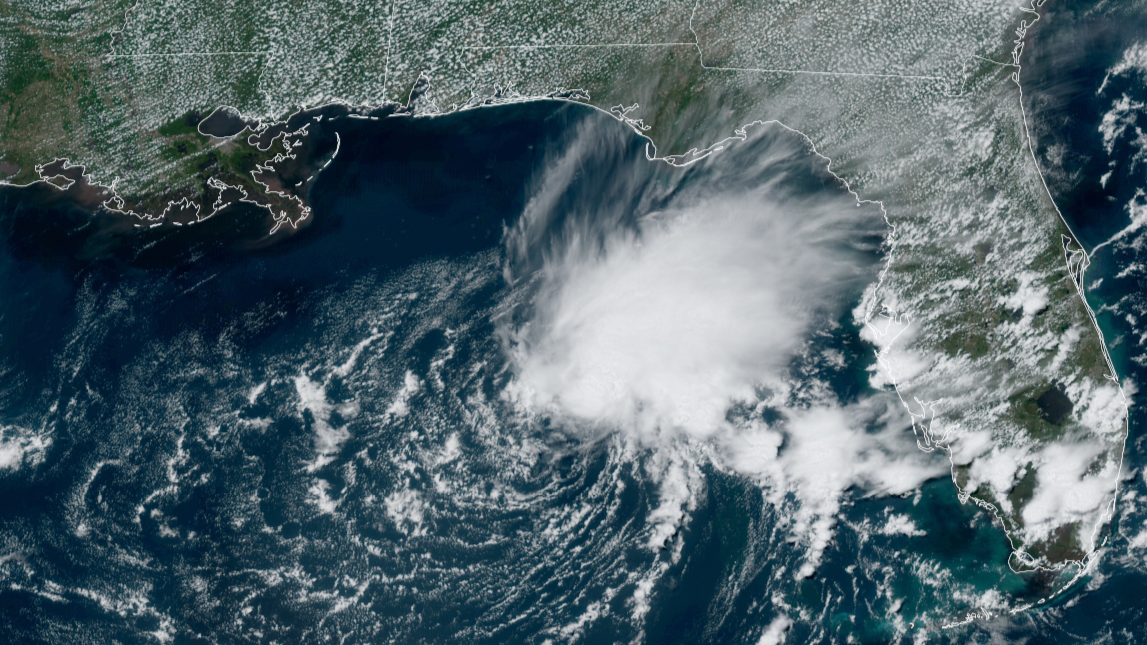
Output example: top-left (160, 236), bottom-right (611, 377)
top-left (1018, 0), bottom-right (1147, 642)
top-left (0, 70), bottom-right (1134, 642)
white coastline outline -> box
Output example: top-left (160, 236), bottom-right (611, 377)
top-left (515, 0), bottom-right (1130, 625)
top-left (15, 123), bottom-right (320, 231)
top-left (1016, 0), bottom-right (1128, 581)
top-left (560, 12), bottom-right (1127, 603)
top-left (935, 0), bottom-right (1131, 627)
top-left (3, 0), bottom-right (1130, 631)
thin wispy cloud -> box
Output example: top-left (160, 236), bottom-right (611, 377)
top-left (503, 116), bottom-right (946, 576)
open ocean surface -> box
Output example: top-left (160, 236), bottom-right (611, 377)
top-left (0, 3), bottom-right (1145, 640)
top-left (1018, 0), bottom-right (1147, 641)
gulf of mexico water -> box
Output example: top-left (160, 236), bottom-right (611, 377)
top-left (0, 93), bottom-right (1113, 644)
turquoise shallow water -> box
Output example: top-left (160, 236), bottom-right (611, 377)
top-left (1014, 0), bottom-right (1147, 641)
top-left (0, 38), bottom-right (1143, 639)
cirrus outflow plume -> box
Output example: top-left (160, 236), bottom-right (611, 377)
top-left (503, 115), bottom-right (947, 576)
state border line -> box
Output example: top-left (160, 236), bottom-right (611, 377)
top-left (455, 8), bottom-right (952, 83)
top-left (106, 51), bottom-right (271, 59)
top-left (460, 43), bottom-right (694, 50)
top-left (459, 39), bottom-right (951, 81)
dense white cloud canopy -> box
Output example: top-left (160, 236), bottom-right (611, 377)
top-left (503, 118), bottom-right (946, 575)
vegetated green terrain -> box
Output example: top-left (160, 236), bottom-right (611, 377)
top-left (0, 0), bottom-right (1126, 578)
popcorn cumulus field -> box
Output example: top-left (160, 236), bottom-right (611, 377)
top-left (3, 0), bottom-right (1147, 642)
